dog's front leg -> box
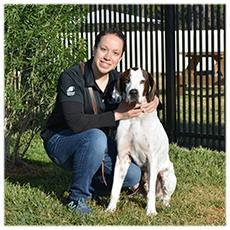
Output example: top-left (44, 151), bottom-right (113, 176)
top-left (106, 154), bottom-right (131, 212)
top-left (146, 161), bottom-right (158, 216)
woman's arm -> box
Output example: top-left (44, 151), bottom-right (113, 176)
top-left (114, 96), bottom-right (159, 121)
top-left (61, 101), bottom-right (117, 133)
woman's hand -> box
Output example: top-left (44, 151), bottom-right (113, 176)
top-left (114, 96), bottom-right (159, 121)
top-left (114, 101), bottom-right (142, 121)
top-left (140, 96), bottom-right (159, 113)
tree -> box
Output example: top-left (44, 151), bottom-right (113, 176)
top-left (5, 5), bottom-right (88, 164)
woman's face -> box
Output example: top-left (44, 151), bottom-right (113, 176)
top-left (93, 34), bottom-right (124, 76)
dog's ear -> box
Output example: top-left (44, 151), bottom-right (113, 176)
top-left (143, 71), bottom-right (156, 102)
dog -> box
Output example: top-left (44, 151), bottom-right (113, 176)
top-left (106, 67), bottom-right (177, 216)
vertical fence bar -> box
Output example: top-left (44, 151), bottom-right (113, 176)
top-left (199, 5), bottom-right (204, 146)
top-left (98, 5), bottom-right (102, 31)
top-left (165, 5), bottom-right (176, 142)
top-left (94, 5), bottom-right (98, 37)
top-left (128, 5), bottom-right (133, 68)
top-left (108, 5), bottom-right (112, 29)
top-left (123, 5), bottom-right (128, 70)
top-left (187, 5), bottom-right (192, 144)
top-left (113, 4), bottom-right (117, 27)
top-left (205, 5), bottom-right (210, 147)
top-left (144, 5), bottom-right (148, 72)
top-left (175, 5), bottom-right (180, 139)
top-left (150, 6), bottom-right (154, 76)
top-left (193, 5), bottom-right (198, 146)
top-left (118, 4), bottom-right (122, 32)
top-left (103, 5), bottom-right (107, 31)
top-left (160, 5), bottom-right (166, 125)
top-left (216, 5), bottom-right (221, 150)
top-left (139, 5), bottom-right (143, 68)
top-left (181, 5), bottom-right (186, 137)
top-left (211, 5), bottom-right (215, 148)
top-left (134, 5), bottom-right (138, 67)
top-left (155, 6), bottom-right (159, 91)
top-left (118, 4), bottom-right (123, 71)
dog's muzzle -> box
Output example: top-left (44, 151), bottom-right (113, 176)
top-left (128, 89), bottom-right (139, 103)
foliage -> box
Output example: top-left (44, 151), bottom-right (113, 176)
top-left (5, 140), bottom-right (225, 225)
top-left (4, 5), bottom-right (88, 162)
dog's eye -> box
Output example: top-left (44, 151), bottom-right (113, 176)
top-left (140, 80), bottom-right (145, 84)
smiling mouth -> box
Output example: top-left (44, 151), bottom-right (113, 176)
top-left (100, 61), bottom-right (111, 67)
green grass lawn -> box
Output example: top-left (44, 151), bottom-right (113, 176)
top-left (4, 135), bottom-right (225, 225)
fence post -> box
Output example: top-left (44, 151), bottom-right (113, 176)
top-left (165, 5), bottom-right (176, 142)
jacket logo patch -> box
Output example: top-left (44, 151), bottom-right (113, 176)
top-left (66, 86), bottom-right (75, 96)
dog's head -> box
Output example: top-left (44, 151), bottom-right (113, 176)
top-left (115, 67), bottom-right (156, 104)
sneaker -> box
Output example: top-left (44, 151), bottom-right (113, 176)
top-left (67, 198), bottom-right (91, 215)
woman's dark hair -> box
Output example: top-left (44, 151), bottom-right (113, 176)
top-left (94, 28), bottom-right (126, 54)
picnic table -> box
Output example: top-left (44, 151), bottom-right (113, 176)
top-left (178, 51), bottom-right (224, 89)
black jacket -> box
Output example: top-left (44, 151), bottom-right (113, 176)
top-left (41, 58), bottom-right (120, 142)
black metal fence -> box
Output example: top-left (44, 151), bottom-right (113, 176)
top-left (80, 5), bottom-right (225, 151)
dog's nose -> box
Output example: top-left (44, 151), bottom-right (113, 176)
top-left (129, 89), bottom-right (138, 96)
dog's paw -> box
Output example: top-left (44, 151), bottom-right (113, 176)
top-left (146, 209), bottom-right (158, 216)
top-left (162, 201), bottom-right (171, 208)
top-left (105, 205), bottom-right (116, 213)
top-left (162, 198), bottom-right (171, 208)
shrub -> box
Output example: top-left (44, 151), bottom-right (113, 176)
top-left (5, 5), bottom-right (88, 163)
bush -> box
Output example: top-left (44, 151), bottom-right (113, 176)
top-left (5, 5), bottom-right (88, 163)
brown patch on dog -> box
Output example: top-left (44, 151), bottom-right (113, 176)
top-left (142, 70), bottom-right (156, 102)
top-left (156, 169), bottom-right (168, 197)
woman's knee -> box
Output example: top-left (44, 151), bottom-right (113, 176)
top-left (123, 163), bottom-right (141, 187)
top-left (86, 128), bottom-right (107, 159)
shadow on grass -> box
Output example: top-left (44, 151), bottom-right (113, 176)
top-left (5, 158), bottom-right (113, 208)
top-left (5, 158), bottom-right (72, 203)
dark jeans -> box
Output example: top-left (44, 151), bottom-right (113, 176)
top-left (44, 128), bottom-right (141, 201)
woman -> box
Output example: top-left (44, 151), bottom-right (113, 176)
top-left (41, 28), bottom-right (159, 215)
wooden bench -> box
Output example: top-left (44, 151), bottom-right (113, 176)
top-left (177, 51), bottom-right (224, 91)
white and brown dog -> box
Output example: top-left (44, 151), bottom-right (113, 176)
top-left (106, 67), bottom-right (177, 216)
